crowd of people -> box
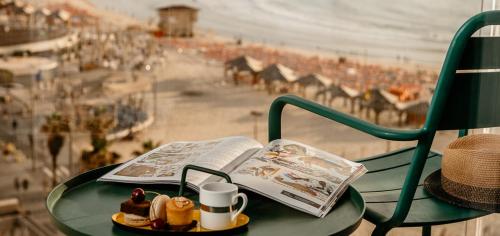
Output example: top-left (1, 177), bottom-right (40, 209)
top-left (163, 38), bottom-right (438, 102)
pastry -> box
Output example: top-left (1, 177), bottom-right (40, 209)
top-left (166, 196), bottom-right (194, 226)
top-left (121, 199), bottom-right (151, 217)
top-left (120, 188), bottom-right (151, 227)
top-left (120, 199), bottom-right (151, 226)
top-left (123, 212), bottom-right (150, 227)
top-left (150, 194), bottom-right (170, 222)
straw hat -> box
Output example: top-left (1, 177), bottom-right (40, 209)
top-left (424, 134), bottom-right (500, 212)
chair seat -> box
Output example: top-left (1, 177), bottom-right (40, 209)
top-left (352, 147), bottom-right (489, 227)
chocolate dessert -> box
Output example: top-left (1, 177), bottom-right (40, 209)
top-left (120, 199), bottom-right (151, 217)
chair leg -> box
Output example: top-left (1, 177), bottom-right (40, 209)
top-left (422, 225), bottom-right (431, 236)
top-left (371, 225), bottom-right (392, 236)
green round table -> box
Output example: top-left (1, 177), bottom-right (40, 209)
top-left (47, 164), bottom-right (365, 236)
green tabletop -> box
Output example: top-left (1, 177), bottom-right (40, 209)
top-left (47, 164), bottom-right (365, 236)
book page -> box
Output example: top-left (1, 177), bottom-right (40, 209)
top-left (99, 136), bottom-right (263, 186)
top-left (229, 139), bottom-right (366, 217)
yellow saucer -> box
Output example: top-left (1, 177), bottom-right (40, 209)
top-left (112, 210), bottom-right (250, 233)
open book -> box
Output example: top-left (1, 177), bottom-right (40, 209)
top-left (99, 136), bottom-right (366, 218)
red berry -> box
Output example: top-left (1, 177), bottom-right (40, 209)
top-left (151, 219), bottom-right (165, 230)
top-left (131, 188), bottom-right (145, 203)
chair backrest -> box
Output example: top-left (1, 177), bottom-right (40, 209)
top-left (424, 11), bottom-right (500, 131)
top-left (391, 11), bottom-right (500, 228)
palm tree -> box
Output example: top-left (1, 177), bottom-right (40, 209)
top-left (41, 113), bottom-right (70, 187)
top-left (132, 139), bottom-right (161, 157)
top-left (80, 108), bottom-right (121, 171)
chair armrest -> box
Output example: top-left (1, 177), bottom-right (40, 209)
top-left (268, 95), bottom-right (426, 141)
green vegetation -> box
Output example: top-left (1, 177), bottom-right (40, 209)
top-left (80, 108), bottom-right (120, 171)
top-left (41, 113), bottom-right (70, 187)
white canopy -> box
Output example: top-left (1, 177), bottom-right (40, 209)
top-left (295, 73), bottom-right (333, 87)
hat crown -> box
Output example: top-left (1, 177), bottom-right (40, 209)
top-left (442, 134), bottom-right (500, 189)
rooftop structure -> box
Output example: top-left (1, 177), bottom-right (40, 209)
top-left (157, 4), bottom-right (198, 37)
top-left (0, 0), bottom-right (75, 54)
top-left (0, 56), bottom-right (58, 86)
top-left (0, 56), bottom-right (57, 76)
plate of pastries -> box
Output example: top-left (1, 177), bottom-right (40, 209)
top-left (111, 188), bottom-right (249, 234)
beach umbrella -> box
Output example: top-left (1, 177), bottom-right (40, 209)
top-left (295, 73), bottom-right (333, 88)
top-left (225, 55), bottom-right (263, 74)
top-left (259, 63), bottom-right (297, 83)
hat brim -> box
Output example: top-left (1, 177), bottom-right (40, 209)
top-left (424, 170), bottom-right (499, 213)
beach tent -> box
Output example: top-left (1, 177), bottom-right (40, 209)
top-left (315, 84), bottom-right (361, 113)
top-left (259, 64), bottom-right (298, 94)
top-left (224, 55), bottom-right (263, 74)
top-left (400, 101), bottom-right (428, 126)
top-left (295, 73), bottom-right (332, 88)
top-left (224, 55), bottom-right (263, 85)
top-left (339, 85), bottom-right (361, 99)
top-left (259, 63), bottom-right (297, 83)
top-left (359, 88), bottom-right (399, 124)
top-left (294, 73), bottom-right (333, 98)
top-left (393, 100), bottom-right (429, 126)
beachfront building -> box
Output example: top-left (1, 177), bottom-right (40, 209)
top-left (0, 56), bottom-right (58, 121)
top-left (0, 0), bottom-right (76, 56)
top-left (157, 5), bottom-right (198, 37)
top-left (0, 56), bottom-right (58, 87)
top-left (72, 72), bottom-right (153, 141)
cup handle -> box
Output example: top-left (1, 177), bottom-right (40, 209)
top-left (231, 193), bottom-right (248, 222)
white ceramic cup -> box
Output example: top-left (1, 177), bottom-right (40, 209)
top-left (199, 182), bottom-right (248, 230)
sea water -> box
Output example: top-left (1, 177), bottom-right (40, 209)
top-left (91, 0), bottom-right (482, 66)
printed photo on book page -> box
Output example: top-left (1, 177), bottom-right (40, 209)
top-left (230, 139), bottom-right (366, 216)
top-left (99, 136), bottom-right (262, 185)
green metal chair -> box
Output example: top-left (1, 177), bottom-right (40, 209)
top-left (268, 10), bottom-right (500, 236)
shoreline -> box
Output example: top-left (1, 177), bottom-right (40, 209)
top-left (30, 0), bottom-right (443, 71)
top-left (159, 31), bottom-right (438, 101)
top-left (86, 0), bottom-right (475, 68)
top-left (196, 30), bottom-right (441, 72)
